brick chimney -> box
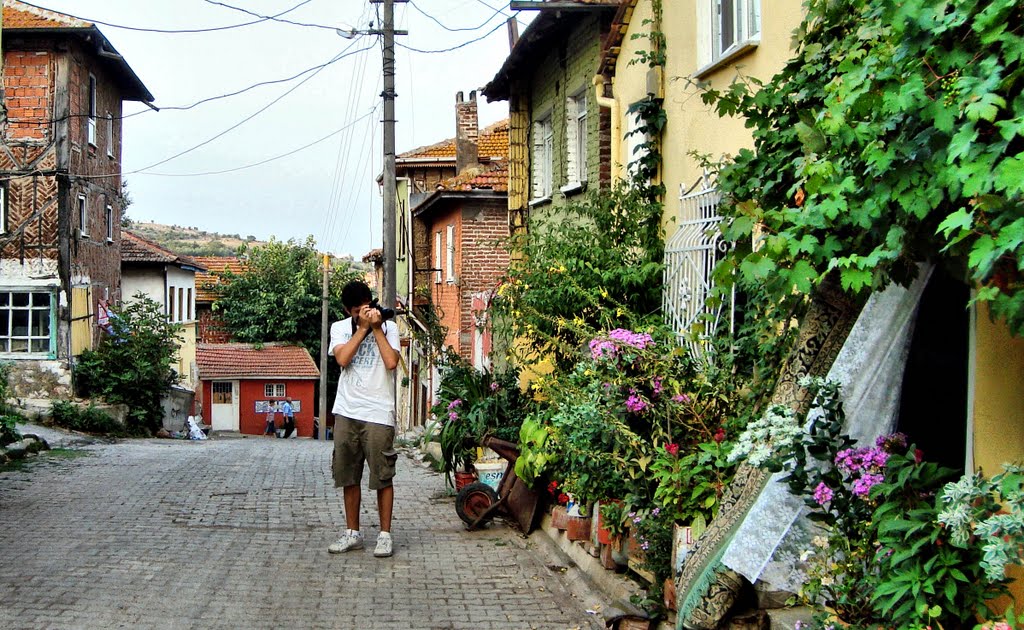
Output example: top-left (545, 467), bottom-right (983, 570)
top-left (455, 90), bottom-right (479, 174)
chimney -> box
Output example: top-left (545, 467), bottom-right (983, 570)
top-left (455, 90), bottom-right (479, 174)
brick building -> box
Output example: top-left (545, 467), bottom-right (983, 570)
top-left (0, 1), bottom-right (153, 396)
top-left (193, 256), bottom-right (246, 344)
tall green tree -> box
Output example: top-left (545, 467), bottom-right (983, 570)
top-left (213, 236), bottom-right (363, 366)
top-left (704, 0), bottom-right (1024, 335)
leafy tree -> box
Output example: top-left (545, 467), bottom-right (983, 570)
top-left (76, 295), bottom-right (181, 434)
top-left (213, 236), bottom-right (362, 370)
top-left (702, 0), bottom-right (1024, 335)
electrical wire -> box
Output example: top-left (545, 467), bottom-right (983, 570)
top-left (14, 0), bottom-right (316, 34)
top-left (397, 19), bottom-right (505, 54)
top-left (202, 0), bottom-right (348, 32)
top-left (140, 105), bottom-right (380, 177)
top-left (408, 0), bottom-right (507, 32)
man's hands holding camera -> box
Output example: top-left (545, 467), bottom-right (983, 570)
top-left (355, 304), bottom-right (385, 331)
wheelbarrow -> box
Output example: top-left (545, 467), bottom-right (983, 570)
top-left (454, 436), bottom-right (541, 534)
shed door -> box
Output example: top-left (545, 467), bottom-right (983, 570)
top-left (210, 381), bottom-right (239, 431)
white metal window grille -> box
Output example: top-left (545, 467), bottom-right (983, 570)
top-left (212, 382), bottom-right (232, 404)
top-left (264, 383), bottom-right (285, 398)
top-left (566, 91), bottom-right (587, 185)
top-left (662, 178), bottom-right (734, 360)
top-left (0, 291), bottom-right (54, 354)
top-left (532, 115), bottom-right (553, 199)
top-left (713, 0), bottom-right (761, 60)
top-left (87, 75), bottom-right (98, 147)
top-left (446, 224), bottom-right (456, 283)
top-left (434, 231), bottom-right (442, 283)
top-left (78, 194), bottom-right (88, 237)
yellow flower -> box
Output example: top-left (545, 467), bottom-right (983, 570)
top-left (616, 307), bottom-right (626, 317)
top-left (600, 288), bottom-right (609, 299)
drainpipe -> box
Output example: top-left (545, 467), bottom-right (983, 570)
top-left (593, 74), bottom-right (621, 183)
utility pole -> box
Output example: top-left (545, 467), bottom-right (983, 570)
top-left (380, 0), bottom-right (398, 311)
top-left (318, 253), bottom-right (330, 440)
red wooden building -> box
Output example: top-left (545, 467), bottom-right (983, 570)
top-left (196, 343), bottom-right (319, 437)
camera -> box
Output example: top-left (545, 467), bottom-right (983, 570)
top-left (369, 298), bottom-right (395, 321)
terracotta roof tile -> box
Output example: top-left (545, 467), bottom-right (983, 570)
top-left (193, 256), bottom-right (247, 303)
top-left (440, 162), bottom-right (509, 192)
top-left (2, 1), bottom-right (92, 29)
top-left (197, 343), bottom-right (320, 380)
top-left (398, 118), bottom-right (509, 163)
top-left (121, 231), bottom-right (205, 270)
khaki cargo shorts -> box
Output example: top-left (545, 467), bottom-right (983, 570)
top-left (332, 415), bottom-right (398, 490)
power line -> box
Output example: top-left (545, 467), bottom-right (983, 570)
top-left (397, 19), bottom-right (505, 54)
top-left (141, 105), bottom-right (380, 177)
top-left (408, 0), bottom-right (507, 32)
top-left (15, 0), bottom-right (316, 34)
top-left (202, 0), bottom-right (347, 32)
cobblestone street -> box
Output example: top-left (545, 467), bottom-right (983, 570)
top-left (0, 436), bottom-right (604, 629)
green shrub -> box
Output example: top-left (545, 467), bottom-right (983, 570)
top-left (0, 414), bottom-right (21, 447)
top-left (50, 400), bottom-right (125, 436)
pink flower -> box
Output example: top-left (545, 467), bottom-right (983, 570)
top-left (672, 393), bottom-right (690, 404)
top-left (652, 377), bottom-right (664, 395)
top-left (625, 389), bottom-right (648, 413)
top-left (447, 399), bottom-right (462, 411)
top-left (489, 382), bottom-right (499, 391)
top-left (713, 428), bottom-right (726, 443)
top-left (665, 443), bottom-right (679, 456)
top-left (813, 482), bottom-right (834, 505)
top-left (448, 412), bottom-right (458, 421)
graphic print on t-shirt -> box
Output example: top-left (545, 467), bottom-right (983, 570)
top-left (348, 335), bottom-right (380, 387)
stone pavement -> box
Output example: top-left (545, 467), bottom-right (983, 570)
top-left (0, 436), bottom-right (605, 629)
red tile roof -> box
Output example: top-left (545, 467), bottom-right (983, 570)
top-left (121, 231), bottom-right (205, 270)
top-left (193, 256), bottom-right (247, 303)
top-left (2, 1), bottom-right (91, 29)
top-left (439, 162), bottom-right (509, 192)
top-left (398, 119), bottom-right (509, 163)
top-left (197, 343), bottom-right (320, 380)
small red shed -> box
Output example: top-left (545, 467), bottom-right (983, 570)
top-left (196, 343), bottom-right (320, 437)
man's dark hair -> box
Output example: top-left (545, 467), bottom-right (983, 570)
top-left (341, 280), bottom-right (373, 311)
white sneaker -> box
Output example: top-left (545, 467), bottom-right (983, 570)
top-left (374, 532), bottom-right (393, 558)
top-left (328, 530), bottom-right (364, 554)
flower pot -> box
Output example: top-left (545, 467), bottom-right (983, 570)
top-left (566, 515), bottom-right (592, 541)
top-left (596, 499), bottom-right (622, 545)
top-left (663, 577), bottom-right (677, 611)
top-left (454, 470), bottom-right (477, 491)
top-left (551, 505), bottom-right (570, 530)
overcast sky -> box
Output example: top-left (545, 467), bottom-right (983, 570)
top-left (31, 0), bottom-right (523, 258)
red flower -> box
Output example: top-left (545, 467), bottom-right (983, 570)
top-left (547, 481), bottom-right (559, 495)
top-left (713, 428), bottom-right (726, 444)
top-left (557, 493), bottom-right (569, 505)
top-left (665, 443), bottom-right (679, 456)
top-left (914, 448), bottom-right (924, 464)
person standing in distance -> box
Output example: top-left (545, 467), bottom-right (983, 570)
top-left (327, 280), bottom-right (400, 558)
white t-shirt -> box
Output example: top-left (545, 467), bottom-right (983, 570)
top-left (328, 318), bottom-right (400, 426)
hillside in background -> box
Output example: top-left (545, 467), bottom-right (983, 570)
top-left (127, 221), bottom-right (264, 257)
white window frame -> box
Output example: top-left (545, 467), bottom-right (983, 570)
top-left (0, 185), bottom-right (7, 235)
top-left (87, 75), bottom-right (97, 147)
top-left (168, 286), bottom-right (176, 322)
top-left (696, 0), bottom-right (761, 74)
top-left (264, 383), bottom-right (286, 398)
top-left (106, 113), bottom-right (114, 158)
top-left (78, 194), bottom-right (88, 237)
top-left (531, 114), bottom-right (554, 202)
top-left (445, 224), bottom-right (456, 283)
top-left (564, 89), bottom-right (588, 192)
top-left (0, 290), bottom-right (56, 357)
top-left (105, 204), bottom-right (113, 242)
top-left (434, 231), bottom-right (442, 284)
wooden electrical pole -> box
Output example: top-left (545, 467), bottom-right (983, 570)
top-left (381, 0), bottom-right (398, 310)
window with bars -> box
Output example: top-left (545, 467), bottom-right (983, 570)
top-left (212, 382), bottom-right (233, 404)
top-left (0, 291), bottom-right (55, 356)
top-left (264, 383), bottom-right (286, 398)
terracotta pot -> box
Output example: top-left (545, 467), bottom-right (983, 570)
top-left (551, 505), bottom-right (570, 530)
top-left (662, 577), bottom-right (677, 611)
top-left (454, 470), bottom-right (477, 491)
top-left (596, 499), bottom-right (622, 545)
top-left (566, 515), bottom-right (592, 541)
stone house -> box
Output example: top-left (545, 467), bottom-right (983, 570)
top-left (482, 1), bottom-right (617, 231)
top-left (0, 0), bottom-right (152, 397)
top-left (120, 231), bottom-right (206, 388)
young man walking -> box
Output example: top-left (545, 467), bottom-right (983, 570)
top-left (327, 280), bottom-right (400, 558)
